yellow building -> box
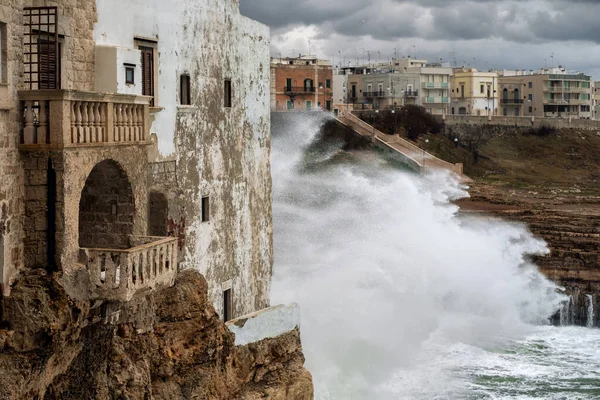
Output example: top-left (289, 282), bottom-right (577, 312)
top-left (450, 68), bottom-right (499, 116)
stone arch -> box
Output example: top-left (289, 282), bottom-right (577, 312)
top-left (148, 191), bottom-right (168, 237)
top-left (78, 160), bottom-right (134, 249)
top-left (514, 88), bottom-right (520, 101)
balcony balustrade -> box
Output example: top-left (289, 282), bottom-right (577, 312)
top-left (423, 82), bottom-right (449, 89)
top-left (283, 86), bottom-right (316, 94)
top-left (19, 90), bottom-right (151, 149)
top-left (363, 91), bottom-right (386, 98)
top-left (545, 86), bottom-right (589, 94)
top-left (501, 98), bottom-right (524, 104)
top-left (423, 96), bottom-right (449, 104)
top-left (81, 235), bottom-right (178, 302)
top-left (405, 90), bottom-right (419, 98)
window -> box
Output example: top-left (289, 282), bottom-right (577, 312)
top-left (201, 196), bottom-right (210, 222)
top-left (223, 288), bottom-right (233, 322)
top-left (528, 94), bottom-right (533, 101)
top-left (285, 78), bottom-right (292, 91)
top-left (326, 79), bottom-right (331, 89)
top-left (0, 23), bottom-right (6, 83)
top-left (529, 106), bottom-right (533, 113)
top-left (224, 79), bottom-right (232, 108)
top-left (125, 65), bottom-right (135, 85)
top-left (528, 82), bottom-right (533, 89)
top-left (24, 7), bottom-right (60, 89)
top-left (480, 85), bottom-right (484, 94)
top-left (139, 46), bottom-right (155, 105)
top-left (326, 100), bottom-right (331, 110)
top-left (180, 74), bottom-right (191, 105)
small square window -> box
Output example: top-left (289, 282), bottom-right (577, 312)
top-left (180, 74), bottom-right (191, 105)
top-left (125, 65), bottom-right (135, 85)
top-left (224, 79), bottom-right (232, 108)
top-left (528, 82), bottom-right (533, 88)
top-left (201, 196), bottom-right (210, 222)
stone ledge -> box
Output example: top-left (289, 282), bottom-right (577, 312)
top-left (227, 303), bottom-right (300, 346)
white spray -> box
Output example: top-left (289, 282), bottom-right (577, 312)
top-left (270, 113), bottom-right (564, 399)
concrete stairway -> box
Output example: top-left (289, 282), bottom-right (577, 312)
top-left (337, 111), bottom-right (465, 177)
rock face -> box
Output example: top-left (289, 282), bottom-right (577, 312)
top-left (0, 270), bottom-right (313, 399)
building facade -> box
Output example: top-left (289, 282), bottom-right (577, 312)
top-left (410, 64), bottom-right (452, 116)
top-left (270, 56), bottom-right (333, 111)
top-left (498, 68), bottom-right (593, 119)
top-left (0, 0), bottom-right (272, 322)
top-left (451, 68), bottom-right (499, 116)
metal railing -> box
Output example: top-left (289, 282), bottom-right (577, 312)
top-left (283, 86), bottom-right (316, 93)
top-left (363, 91), bottom-right (386, 97)
top-left (501, 98), bottom-right (524, 104)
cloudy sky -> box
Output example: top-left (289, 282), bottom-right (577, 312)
top-left (240, 0), bottom-right (600, 79)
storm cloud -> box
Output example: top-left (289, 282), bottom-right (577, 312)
top-left (240, 0), bottom-right (600, 79)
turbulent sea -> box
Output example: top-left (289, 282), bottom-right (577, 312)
top-left (270, 112), bottom-right (600, 400)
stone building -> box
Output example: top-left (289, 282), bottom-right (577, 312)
top-left (270, 55), bottom-right (333, 111)
top-left (0, 0), bottom-right (272, 323)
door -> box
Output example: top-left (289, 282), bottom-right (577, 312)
top-left (287, 100), bottom-right (293, 110)
top-left (286, 78), bottom-right (292, 91)
top-left (306, 101), bottom-right (312, 110)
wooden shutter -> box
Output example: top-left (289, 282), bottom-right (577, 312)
top-left (140, 47), bottom-right (154, 105)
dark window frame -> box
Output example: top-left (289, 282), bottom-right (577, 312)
top-left (201, 196), bottom-right (210, 222)
top-left (180, 74), bottom-right (191, 105)
top-left (125, 64), bottom-right (135, 85)
top-left (224, 79), bottom-right (232, 108)
top-left (223, 288), bottom-right (233, 322)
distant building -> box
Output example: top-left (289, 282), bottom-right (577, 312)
top-left (270, 56), bottom-right (333, 111)
top-left (593, 81), bottom-right (600, 120)
top-left (409, 63), bottom-right (452, 116)
top-left (498, 67), bottom-right (592, 119)
top-left (451, 68), bottom-right (499, 116)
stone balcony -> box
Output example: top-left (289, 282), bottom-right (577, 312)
top-left (18, 90), bottom-right (152, 150)
top-left (80, 235), bottom-right (178, 302)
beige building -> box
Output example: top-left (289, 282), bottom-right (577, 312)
top-left (451, 68), bottom-right (500, 116)
top-left (498, 68), bottom-right (592, 119)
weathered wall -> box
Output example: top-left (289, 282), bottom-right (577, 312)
top-left (94, 0), bottom-right (273, 318)
top-left (0, 2), bottom-right (25, 295)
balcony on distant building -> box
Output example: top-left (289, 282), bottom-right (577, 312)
top-left (283, 86), bottom-right (316, 94)
top-left (363, 91), bottom-right (386, 98)
top-left (501, 98), bottom-right (524, 105)
top-left (405, 90), bottom-right (419, 98)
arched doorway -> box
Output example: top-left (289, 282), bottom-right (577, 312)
top-left (514, 88), bottom-right (520, 102)
top-left (503, 88), bottom-right (508, 102)
top-left (149, 191), bottom-right (168, 237)
top-left (79, 160), bottom-right (134, 249)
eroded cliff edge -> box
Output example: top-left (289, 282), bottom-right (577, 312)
top-left (0, 270), bottom-right (313, 399)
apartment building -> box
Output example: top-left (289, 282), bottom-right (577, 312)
top-left (409, 63), bottom-right (452, 116)
top-left (0, 0), bottom-right (272, 322)
top-left (451, 68), bottom-right (499, 116)
top-left (270, 56), bottom-right (333, 111)
top-left (498, 68), bottom-right (592, 119)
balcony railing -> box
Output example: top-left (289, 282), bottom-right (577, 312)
top-left (423, 82), bottom-right (449, 89)
top-left (545, 87), bottom-right (589, 93)
top-left (405, 90), bottom-right (419, 98)
top-left (423, 96), bottom-right (449, 104)
top-left (81, 235), bottom-right (178, 302)
top-left (19, 90), bottom-right (151, 149)
top-left (283, 86), bottom-right (316, 94)
top-left (363, 91), bottom-right (386, 98)
top-left (546, 98), bottom-right (590, 105)
top-left (501, 98), bottom-right (524, 104)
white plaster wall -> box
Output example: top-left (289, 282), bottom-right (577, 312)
top-left (94, 0), bottom-right (180, 156)
top-left (227, 304), bottom-right (300, 346)
top-left (94, 0), bottom-right (273, 317)
top-left (333, 74), bottom-right (348, 105)
top-left (116, 47), bottom-right (142, 95)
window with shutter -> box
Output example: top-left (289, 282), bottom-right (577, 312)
top-left (23, 7), bottom-right (59, 89)
top-left (140, 46), bottom-right (155, 105)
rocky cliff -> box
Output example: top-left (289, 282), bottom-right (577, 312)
top-left (457, 183), bottom-right (600, 326)
top-left (0, 270), bottom-right (313, 399)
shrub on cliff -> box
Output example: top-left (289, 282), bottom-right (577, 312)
top-left (526, 125), bottom-right (556, 137)
top-left (362, 106), bottom-right (444, 140)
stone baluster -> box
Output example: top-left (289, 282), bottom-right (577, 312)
top-left (146, 248), bottom-right (152, 279)
top-left (126, 104), bottom-right (133, 142)
top-left (137, 106), bottom-right (145, 141)
top-left (131, 105), bottom-right (139, 141)
top-left (37, 100), bottom-right (49, 144)
top-left (138, 252), bottom-right (144, 284)
top-left (118, 104), bottom-right (126, 142)
top-left (86, 102), bottom-right (95, 143)
top-left (152, 247), bottom-right (158, 277)
top-left (75, 102), bottom-right (84, 143)
top-left (160, 245), bottom-right (165, 274)
top-left (70, 101), bottom-right (77, 144)
top-left (114, 104), bottom-right (121, 142)
top-left (23, 101), bottom-right (36, 144)
top-left (82, 102), bottom-right (90, 143)
top-left (93, 103), bottom-right (101, 143)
